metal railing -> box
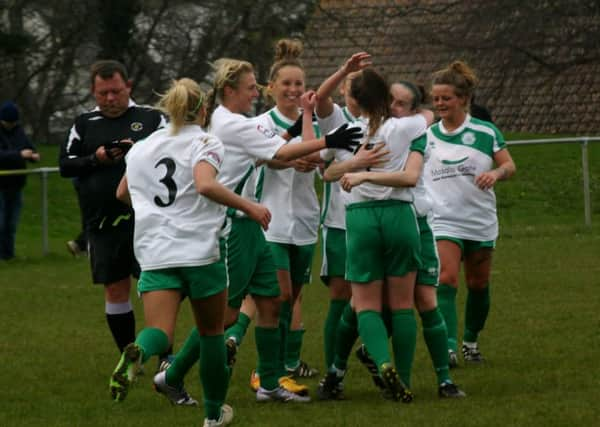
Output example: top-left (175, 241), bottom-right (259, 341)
top-left (0, 167), bottom-right (59, 255)
top-left (0, 136), bottom-right (597, 255)
top-left (505, 136), bottom-right (600, 227)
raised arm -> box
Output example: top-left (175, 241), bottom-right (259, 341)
top-left (316, 52), bottom-right (372, 118)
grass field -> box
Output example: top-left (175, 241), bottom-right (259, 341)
top-left (1, 140), bottom-right (599, 426)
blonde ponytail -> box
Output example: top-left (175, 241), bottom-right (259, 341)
top-left (157, 78), bottom-right (205, 135)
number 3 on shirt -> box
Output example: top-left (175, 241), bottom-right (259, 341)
top-left (154, 157), bottom-right (177, 207)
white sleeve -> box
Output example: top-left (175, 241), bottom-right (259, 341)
top-left (404, 115), bottom-right (427, 141)
top-left (232, 116), bottom-right (287, 160)
top-left (191, 135), bottom-right (225, 172)
top-left (316, 104), bottom-right (347, 135)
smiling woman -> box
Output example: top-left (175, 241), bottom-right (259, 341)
top-left (252, 38), bottom-right (321, 381)
top-left (423, 60), bottom-right (516, 368)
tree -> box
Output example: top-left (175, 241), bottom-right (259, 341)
top-left (0, 0), bottom-right (317, 143)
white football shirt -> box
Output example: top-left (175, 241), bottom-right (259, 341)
top-left (209, 105), bottom-right (287, 218)
top-left (345, 115), bottom-right (426, 204)
top-left (255, 107), bottom-right (320, 245)
top-left (125, 124), bottom-right (226, 270)
top-left (423, 114), bottom-right (506, 241)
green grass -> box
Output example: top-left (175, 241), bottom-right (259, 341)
top-left (1, 141), bottom-right (599, 426)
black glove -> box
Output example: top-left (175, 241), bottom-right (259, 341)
top-left (286, 115), bottom-right (303, 138)
top-left (325, 123), bottom-right (363, 151)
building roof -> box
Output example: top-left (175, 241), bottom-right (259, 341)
top-left (302, 0), bottom-right (600, 134)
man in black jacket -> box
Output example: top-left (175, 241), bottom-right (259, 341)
top-left (0, 101), bottom-right (40, 260)
top-left (59, 60), bottom-right (165, 354)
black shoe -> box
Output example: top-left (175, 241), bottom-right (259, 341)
top-left (316, 371), bottom-right (345, 400)
top-left (439, 381), bottom-right (466, 398)
top-left (355, 345), bottom-right (385, 390)
top-left (380, 363), bottom-right (413, 403)
top-left (286, 360), bottom-right (319, 378)
top-left (462, 343), bottom-right (484, 363)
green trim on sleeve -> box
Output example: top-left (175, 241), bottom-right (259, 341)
top-left (410, 134), bottom-right (427, 154)
top-left (255, 167), bottom-right (265, 202)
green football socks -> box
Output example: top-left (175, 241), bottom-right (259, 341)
top-left (357, 310), bottom-right (391, 372)
top-left (225, 312), bottom-right (251, 346)
top-left (420, 307), bottom-right (451, 385)
top-left (199, 334), bottom-right (229, 421)
top-left (437, 284), bottom-right (458, 352)
top-left (166, 327), bottom-right (200, 385)
top-left (323, 299), bottom-right (348, 368)
top-left (135, 327), bottom-right (169, 363)
top-left (255, 326), bottom-right (281, 390)
top-left (333, 302), bottom-right (358, 370)
top-left (285, 329), bottom-right (305, 370)
top-left (391, 309), bottom-right (417, 388)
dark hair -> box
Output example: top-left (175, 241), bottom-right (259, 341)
top-left (397, 81), bottom-right (422, 110)
top-left (350, 68), bottom-right (391, 137)
top-left (90, 60), bottom-right (129, 87)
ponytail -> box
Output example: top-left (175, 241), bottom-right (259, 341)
top-left (350, 69), bottom-right (391, 137)
top-left (156, 78), bottom-right (205, 135)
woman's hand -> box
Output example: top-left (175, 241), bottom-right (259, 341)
top-left (475, 169), bottom-right (503, 190)
top-left (300, 90), bottom-right (317, 113)
top-left (247, 202), bottom-right (272, 231)
top-left (342, 52), bottom-right (372, 74)
top-left (353, 142), bottom-right (389, 169)
top-left (340, 172), bottom-right (367, 192)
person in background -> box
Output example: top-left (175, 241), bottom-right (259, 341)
top-left (0, 101), bottom-right (40, 260)
top-left (470, 94), bottom-right (493, 123)
top-left (59, 60), bottom-right (166, 357)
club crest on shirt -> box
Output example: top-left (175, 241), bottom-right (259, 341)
top-left (206, 151), bottom-right (222, 166)
top-left (131, 122), bottom-right (143, 132)
top-left (256, 124), bottom-right (276, 139)
top-left (461, 132), bottom-right (476, 145)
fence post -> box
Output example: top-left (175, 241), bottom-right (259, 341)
top-left (581, 138), bottom-right (591, 227)
top-left (40, 168), bottom-right (49, 255)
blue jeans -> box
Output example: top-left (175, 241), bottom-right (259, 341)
top-left (0, 189), bottom-right (23, 259)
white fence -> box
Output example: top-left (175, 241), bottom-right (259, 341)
top-left (1, 136), bottom-right (598, 255)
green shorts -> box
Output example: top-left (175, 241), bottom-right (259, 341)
top-left (416, 216), bottom-right (439, 287)
top-left (319, 226), bottom-right (346, 284)
top-left (436, 236), bottom-right (495, 257)
top-left (225, 217), bottom-right (280, 309)
top-left (137, 260), bottom-right (227, 300)
top-left (267, 241), bottom-right (315, 286)
top-left (345, 200), bottom-right (421, 283)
